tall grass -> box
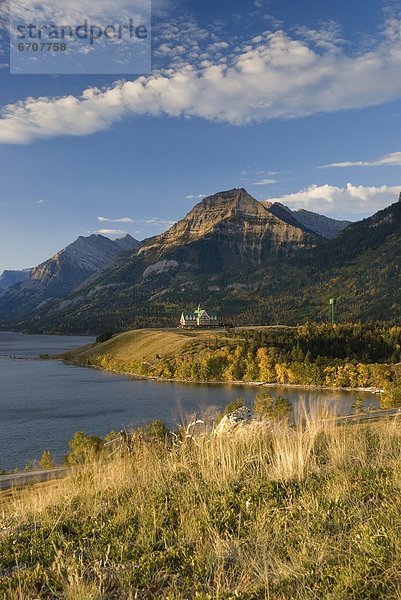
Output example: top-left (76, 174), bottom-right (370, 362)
top-left (2, 415), bottom-right (401, 598)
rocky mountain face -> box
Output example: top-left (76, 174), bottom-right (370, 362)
top-left (1, 188), bottom-right (400, 333)
top-left (290, 208), bottom-right (352, 239)
top-left (72, 188), bottom-right (321, 299)
top-left (263, 202), bottom-right (352, 239)
top-left (4, 189), bottom-right (323, 332)
top-left (0, 269), bottom-right (31, 294)
top-left (0, 234), bottom-right (139, 321)
top-left (140, 188), bottom-right (320, 267)
top-left (113, 234), bottom-right (140, 251)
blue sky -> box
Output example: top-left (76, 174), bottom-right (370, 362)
top-left (1, 0), bottom-right (401, 271)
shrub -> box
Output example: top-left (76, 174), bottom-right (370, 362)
top-left (254, 392), bottom-right (292, 421)
top-left (65, 431), bottom-right (103, 465)
top-left (144, 419), bottom-right (169, 443)
top-left (39, 451), bottom-right (55, 470)
top-left (215, 398), bottom-right (244, 425)
top-left (223, 398), bottom-right (244, 415)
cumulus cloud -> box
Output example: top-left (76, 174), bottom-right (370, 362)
top-left (265, 183), bottom-right (401, 217)
top-left (97, 216), bottom-right (133, 222)
top-left (186, 193), bottom-right (206, 199)
top-left (3, 18), bottom-right (401, 143)
top-left (320, 151), bottom-right (401, 169)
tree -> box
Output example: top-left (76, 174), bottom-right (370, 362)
top-left (256, 347), bottom-right (276, 382)
top-left (65, 431), bottom-right (103, 465)
top-left (381, 385), bottom-right (401, 409)
top-left (39, 450), bottom-right (55, 470)
top-left (96, 331), bottom-right (114, 343)
top-left (243, 351), bottom-right (259, 381)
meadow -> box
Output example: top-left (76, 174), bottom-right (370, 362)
top-left (2, 412), bottom-right (401, 598)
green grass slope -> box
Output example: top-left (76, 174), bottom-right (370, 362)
top-left (2, 418), bottom-right (401, 598)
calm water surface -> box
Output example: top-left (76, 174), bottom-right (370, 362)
top-left (0, 331), bottom-right (380, 470)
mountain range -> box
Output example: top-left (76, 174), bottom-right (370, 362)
top-left (0, 234), bottom-right (139, 323)
top-left (0, 269), bottom-right (31, 294)
top-left (263, 202), bottom-right (352, 239)
top-left (0, 188), bottom-right (400, 333)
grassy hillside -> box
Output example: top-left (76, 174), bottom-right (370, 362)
top-left (63, 325), bottom-right (401, 392)
top-left (64, 328), bottom-right (223, 368)
top-left (2, 418), bottom-right (401, 598)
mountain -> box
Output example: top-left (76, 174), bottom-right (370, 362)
top-left (0, 234), bottom-right (139, 322)
top-left (288, 196), bottom-right (401, 322)
top-left (2, 188), bottom-right (400, 334)
top-left (0, 269), bottom-right (31, 294)
top-left (6, 189), bottom-right (322, 332)
top-left (290, 208), bottom-right (352, 239)
top-left (263, 202), bottom-right (352, 239)
top-left (145, 188), bottom-right (320, 261)
top-left (113, 234), bottom-right (140, 251)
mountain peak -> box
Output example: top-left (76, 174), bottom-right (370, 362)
top-left (262, 201), bottom-right (352, 239)
top-left (136, 187), bottom-right (320, 273)
top-left (0, 269), bottom-right (31, 294)
top-left (199, 187), bottom-right (268, 217)
top-left (113, 234), bottom-right (140, 251)
top-left (0, 233), bottom-right (139, 319)
top-left (158, 188), bottom-right (274, 247)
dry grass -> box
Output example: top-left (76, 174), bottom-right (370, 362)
top-left (65, 328), bottom-right (221, 366)
top-left (2, 417), bottom-right (401, 598)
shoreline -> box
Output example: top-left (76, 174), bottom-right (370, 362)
top-left (61, 359), bottom-right (384, 395)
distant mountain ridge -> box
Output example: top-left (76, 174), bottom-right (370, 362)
top-left (263, 202), bottom-right (352, 239)
top-left (0, 188), bottom-right (399, 333)
top-left (0, 269), bottom-right (31, 294)
top-left (0, 233), bottom-right (139, 321)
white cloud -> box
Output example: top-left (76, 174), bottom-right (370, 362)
top-left (97, 216), bottom-right (133, 222)
top-left (294, 22), bottom-right (344, 52)
top-left (37, 198), bottom-right (46, 204)
top-left (265, 183), bottom-right (401, 217)
top-left (186, 194), bottom-right (206, 199)
top-left (142, 217), bottom-right (176, 227)
top-left (3, 19), bottom-right (401, 143)
top-left (320, 151), bottom-right (401, 169)
top-left (96, 228), bottom-right (126, 235)
top-left (9, 0), bottom-right (153, 25)
top-left (241, 167), bottom-right (279, 177)
top-left (250, 178), bottom-right (278, 185)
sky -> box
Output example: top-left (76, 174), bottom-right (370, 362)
top-left (1, 0), bottom-right (401, 271)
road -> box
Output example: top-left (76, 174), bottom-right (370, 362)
top-left (0, 467), bottom-right (71, 491)
top-left (333, 407), bottom-right (401, 425)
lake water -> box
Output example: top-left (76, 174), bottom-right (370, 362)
top-left (0, 331), bottom-right (380, 470)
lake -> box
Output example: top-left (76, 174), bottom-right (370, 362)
top-left (0, 331), bottom-right (380, 470)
